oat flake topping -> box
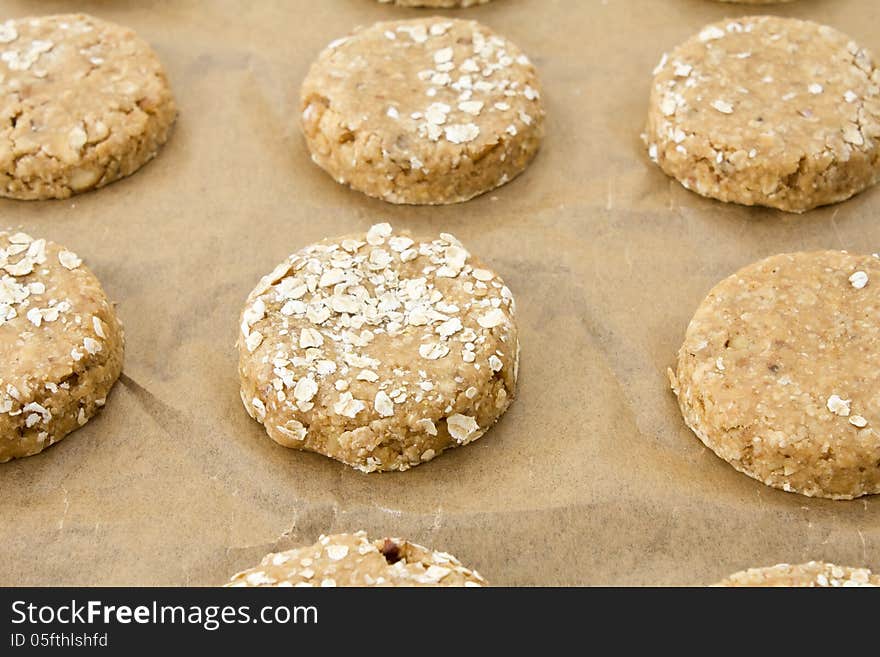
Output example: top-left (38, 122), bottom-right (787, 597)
top-left (670, 250), bottom-right (880, 499)
top-left (0, 14), bottom-right (177, 200)
top-left (720, 561), bottom-right (879, 588)
top-left (238, 224), bottom-right (518, 473)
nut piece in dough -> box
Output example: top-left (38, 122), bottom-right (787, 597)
top-left (0, 14), bottom-right (177, 200)
top-left (719, 562), bottom-right (879, 587)
top-left (645, 16), bottom-right (880, 212)
top-left (227, 531), bottom-right (487, 587)
top-left (0, 230), bottom-right (124, 462)
top-left (300, 17), bottom-right (544, 204)
top-left (238, 223), bottom-right (518, 473)
top-left (670, 251), bottom-right (880, 499)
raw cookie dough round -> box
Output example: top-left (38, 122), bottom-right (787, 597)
top-left (719, 562), bottom-right (879, 587)
top-left (300, 17), bottom-right (544, 204)
top-left (0, 14), bottom-right (177, 200)
top-left (238, 223), bottom-right (518, 473)
top-left (645, 16), bottom-right (880, 212)
top-left (670, 251), bottom-right (880, 499)
top-left (714, 1), bottom-right (795, 5)
top-left (378, 0), bottom-right (492, 7)
top-left (0, 231), bottom-right (124, 462)
top-left (227, 531), bottom-right (487, 587)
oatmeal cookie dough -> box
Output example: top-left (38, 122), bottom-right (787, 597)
top-left (719, 562), bottom-right (879, 587)
top-left (670, 251), bottom-right (880, 499)
top-left (0, 14), bottom-right (177, 200)
top-left (300, 17), bottom-right (544, 204)
top-left (378, 0), bottom-right (492, 7)
top-left (238, 223), bottom-right (518, 473)
top-left (645, 16), bottom-right (880, 212)
top-left (227, 531), bottom-right (487, 587)
top-left (0, 231), bottom-right (124, 462)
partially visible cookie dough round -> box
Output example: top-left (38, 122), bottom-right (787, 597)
top-left (238, 223), bottom-right (518, 473)
top-left (670, 251), bottom-right (880, 499)
top-left (645, 16), bottom-right (880, 212)
top-left (227, 531), bottom-right (487, 587)
top-left (0, 14), bottom-right (177, 200)
top-left (378, 0), bottom-right (492, 7)
top-left (301, 17), bottom-right (544, 204)
top-left (0, 231), bottom-right (124, 462)
top-left (714, 1), bottom-right (795, 5)
top-left (719, 562), bottom-right (879, 587)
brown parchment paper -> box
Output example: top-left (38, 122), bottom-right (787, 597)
top-left (1, 0), bottom-right (878, 587)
